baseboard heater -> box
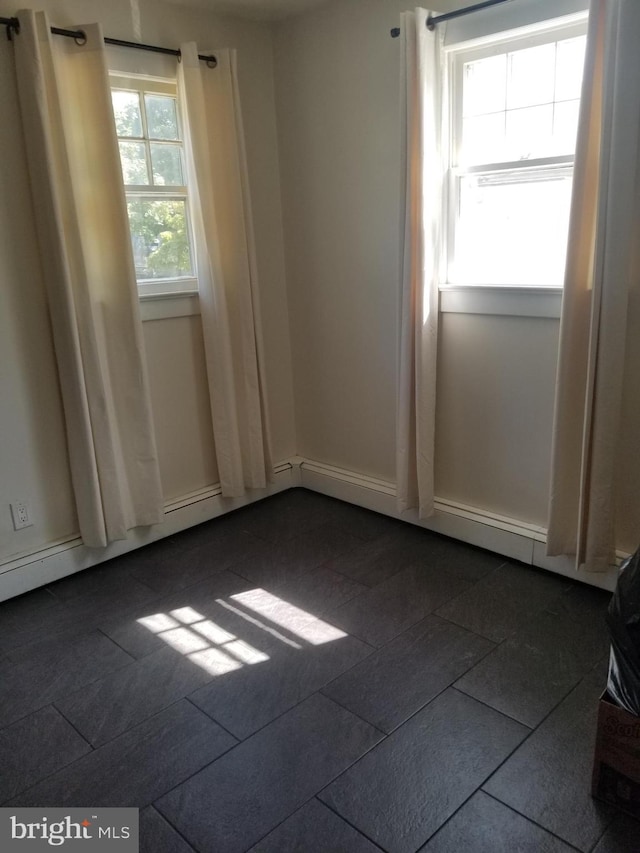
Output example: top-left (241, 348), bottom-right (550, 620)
top-left (0, 457), bottom-right (619, 602)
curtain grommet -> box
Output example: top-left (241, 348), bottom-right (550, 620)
top-left (74, 30), bottom-right (87, 46)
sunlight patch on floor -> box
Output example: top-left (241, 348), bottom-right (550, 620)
top-left (230, 588), bottom-right (347, 646)
top-left (137, 588), bottom-right (346, 677)
top-left (137, 605), bottom-right (269, 676)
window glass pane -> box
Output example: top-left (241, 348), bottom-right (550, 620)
top-left (145, 95), bottom-right (179, 140)
top-left (553, 99), bottom-right (581, 154)
top-left (505, 104), bottom-right (553, 160)
top-left (507, 43), bottom-right (555, 109)
top-left (453, 169), bottom-right (573, 286)
top-left (112, 91), bottom-right (142, 137)
top-left (126, 199), bottom-right (193, 279)
top-left (555, 36), bottom-right (587, 101)
top-left (118, 141), bottom-right (149, 185)
top-left (462, 113), bottom-right (506, 165)
top-left (150, 143), bottom-right (184, 186)
top-left (463, 54), bottom-right (506, 116)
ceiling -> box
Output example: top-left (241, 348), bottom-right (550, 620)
top-left (164, 0), bottom-right (334, 22)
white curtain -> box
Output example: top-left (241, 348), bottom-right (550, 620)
top-left (397, 9), bottom-right (445, 517)
top-left (13, 10), bottom-right (164, 548)
top-left (547, 0), bottom-right (640, 571)
top-left (178, 44), bottom-right (273, 497)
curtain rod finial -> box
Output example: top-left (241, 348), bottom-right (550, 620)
top-left (5, 16), bottom-right (19, 40)
top-left (390, 26), bottom-right (400, 38)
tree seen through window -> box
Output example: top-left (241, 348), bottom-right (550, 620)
top-left (111, 83), bottom-right (194, 283)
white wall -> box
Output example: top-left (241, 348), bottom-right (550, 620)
top-left (0, 0), bottom-right (296, 565)
top-left (143, 316), bottom-right (219, 502)
top-left (273, 0), bottom-right (408, 482)
top-left (435, 314), bottom-right (559, 529)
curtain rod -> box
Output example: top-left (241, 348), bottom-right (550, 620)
top-left (390, 0), bottom-right (513, 38)
top-left (1, 16), bottom-right (217, 66)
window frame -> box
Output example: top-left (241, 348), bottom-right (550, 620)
top-left (442, 13), bottom-right (588, 311)
top-left (110, 73), bottom-right (198, 300)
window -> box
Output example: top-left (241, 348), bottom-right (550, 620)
top-left (111, 75), bottom-right (197, 298)
top-left (446, 17), bottom-right (587, 289)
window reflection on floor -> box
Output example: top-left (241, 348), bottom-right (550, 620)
top-left (137, 589), bottom-right (346, 677)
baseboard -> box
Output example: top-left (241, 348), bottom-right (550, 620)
top-left (0, 455), bottom-right (620, 602)
top-left (0, 462), bottom-right (296, 603)
top-left (299, 459), bottom-right (619, 592)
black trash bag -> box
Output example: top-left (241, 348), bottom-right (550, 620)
top-left (606, 547), bottom-right (640, 716)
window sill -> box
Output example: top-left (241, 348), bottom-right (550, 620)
top-left (139, 291), bottom-right (200, 321)
top-left (439, 285), bottom-right (562, 319)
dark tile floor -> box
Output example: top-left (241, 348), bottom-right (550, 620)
top-left (1, 488), bottom-right (637, 852)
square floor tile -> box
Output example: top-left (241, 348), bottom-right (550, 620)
top-left (546, 581), bottom-right (612, 620)
top-left (227, 489), bottom-right (335, 544)
top-left (12, 701), bottom-right (235, 808)
top-left (55, 643), bottom-right (223, 746)
top-left (0, 588), bottom-right (60, 630)
top-left (483, 666), bottom-right (616, 851)
top-left (319, 688), bottom-right (528, 853)
top-left (322, 527), bottom-right (435, 588)
top-left (47, 561), bottom-right (158, 613)
top-left (455, 593), bottom-right (608, 727)
top-left (320, 501), bottom-right (414, 543)
top-left (265, 567), bottom-right (367, 618)
top-left (232, 524), bottom-right (363, 588)
top-left (156, 694), bottom-right (382, 853)
top-left (419, 791), bottom-right (576, 852)
top-left (126, 531), bottom-right (265, 595)
top-left (414, 536), bottom-right (505, 583)
top-left (190, 632), bottom-right (372, 738)
top-left (329, 564), bottom-right (470, 647)
top-left (139, 806), bottom-right (196, 853)
top-left (435, 562), bottom-right (570, 643)
top-left (248, 798), bottom-right (383, 852)
top-left (0, 630), bottom-right (133, 730)
top-left (323, 615), bottom-right (494, 732)
top-left (0, 594), bottom-right (93, 657)
top-left (0, 705), bottom-right (91, 804)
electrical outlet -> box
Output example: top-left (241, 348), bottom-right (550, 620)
top-left (10, 502), bottom-right (33, 530)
